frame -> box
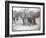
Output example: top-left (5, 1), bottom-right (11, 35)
top-left (5, 1), bottom-right (45, 37)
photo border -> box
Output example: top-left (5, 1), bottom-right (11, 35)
top-left (5, 1), bottom-right (45, 37)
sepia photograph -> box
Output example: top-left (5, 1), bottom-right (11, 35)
top-left (12, 7), bottom-right (41, 31)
